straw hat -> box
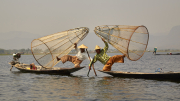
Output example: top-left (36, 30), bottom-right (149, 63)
top-left (78, 44), bottom-right (88, 49)
top-left (94, 45), bottom-right (101, 50)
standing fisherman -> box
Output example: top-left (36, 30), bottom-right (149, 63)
top-left (56, 43), bottom-right (92, 68)
top-left (153, 47), bottom-right (157, 55)
top-left (89, 38), bottom-right (125, 71)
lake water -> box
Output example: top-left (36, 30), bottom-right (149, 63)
top-left (1, 52), bottom-right (180, 101)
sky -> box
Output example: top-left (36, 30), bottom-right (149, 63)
top-left (0, 0), bottom-right (180, 50)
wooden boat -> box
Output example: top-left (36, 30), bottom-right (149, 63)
top-left (98, 70), bottom-right (180, 80)
top-left (155, 53), bottom-right (180, 55)
top-left (9, 62), bottom-right (85, 75)
top-left (8, 27), bottom-right (90, 75)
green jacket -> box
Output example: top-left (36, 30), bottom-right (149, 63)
top-left (89, 41), bottom-right (111, 67)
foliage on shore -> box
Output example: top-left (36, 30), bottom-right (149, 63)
top-left (0, 48), bottom-right (32, 55)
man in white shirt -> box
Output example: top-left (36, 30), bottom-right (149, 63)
top-left (56, 43), bottom-right (92, 68)
top-left (13, 53), bottom-right (21, 62)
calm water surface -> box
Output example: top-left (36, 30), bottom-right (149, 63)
top-left (1, 52), bottom-right (180, 101)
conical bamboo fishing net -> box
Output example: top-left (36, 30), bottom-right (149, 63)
top-left (94, 25), bottom-right (149, 61)
top-left (31, 27), bottom-right (89, 68)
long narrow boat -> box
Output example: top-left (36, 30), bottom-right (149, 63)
top-left (98, 70), bottom-right (180, 80)
top-left (155, 53), bottom-right (180, 55)
top-left (9, 62), bottom-right (85, 75)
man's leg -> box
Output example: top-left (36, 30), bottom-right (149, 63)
top-left (102, 63), bottom-right (112, 71)
top-left (102, 55), bottom-right (125, 71)
top-left (111, 55), bottom-right (125, 63)
top-left (72, 57), bottom-right (82, 68)
top-left (57, 55), bottom-right (73, 64)
top-left (74, 64), bottom-right (80, 68)
top-left (57, 55), bottom-right (82, 67)
top-left (10, 66), bottom-right (13, 71)
top-left (56, 56), bottom-right (60, 61)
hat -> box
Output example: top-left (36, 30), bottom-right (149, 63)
top-left (78, 44), bottom-right (88, 49)
top-left (94, 45), bottom-right (101, 50)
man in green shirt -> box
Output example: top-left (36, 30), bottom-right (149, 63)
top-left (89, 38), bottom-right (125, 71)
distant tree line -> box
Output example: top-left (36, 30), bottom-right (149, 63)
top-left (0, 48), bottom-right (32, 55)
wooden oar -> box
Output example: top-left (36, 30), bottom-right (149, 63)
top-left (8, 56), bottom-right (14, 71)
top-left (87, 67), bottom-right (91, 77)
top-left (86, 49), bottom-right (97, 76)
top-left (10, 66), bottom-right (13, 71)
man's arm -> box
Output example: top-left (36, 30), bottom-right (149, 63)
top-left (89, 56), bottom-right (96, 68)
top-left (74, 43), bottom-right (79, 52)
top-left (102, 38), bottom-right (108, 52)
top-left (74, 43), bottom-right (77, 49)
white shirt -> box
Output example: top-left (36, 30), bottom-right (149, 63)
top-left (13, 53), bottom-right (17, 56)
top-left (75, 48), bottom-right (92, 61)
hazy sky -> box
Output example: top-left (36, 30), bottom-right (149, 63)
top-left (0, 0), bottom-right (180, 49)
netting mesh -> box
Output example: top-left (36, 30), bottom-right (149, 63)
top-left (31, 27), bottom-right (89, 68)
top-left (94, 25), bottom-right (149, 61)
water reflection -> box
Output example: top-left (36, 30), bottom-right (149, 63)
top-left (25, 76), bottom-right (88, 100)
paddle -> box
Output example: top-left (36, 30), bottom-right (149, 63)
top-left (86, 49), bottom-right (97, 76)
top-left (8, 56), bottom-right (14, 71)
top-left (10, 66), bottom-right (13, 71)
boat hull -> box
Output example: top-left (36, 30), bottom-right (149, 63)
top-left (98, 70), bottom-right (180, 80)
top-left (155, 53), bottom-right (180, 55)
top-left (10, 63), bottom-right (85, 75)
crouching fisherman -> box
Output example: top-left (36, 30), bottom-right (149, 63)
top-left (30, 63), bottom-right (37, 70)
top-left (56, 43), bottom-right (92, 68)
top-left (89, 38), bottom-right (125, 71)
top-left (13, 53), bottom-right (21, 62)
top-left (10, 52), bottom-right (21, 71)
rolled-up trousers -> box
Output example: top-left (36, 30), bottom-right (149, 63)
top-left (60, 55), bottom-right (82, 67)
top-left (103, 55), bottom-right (125, 71)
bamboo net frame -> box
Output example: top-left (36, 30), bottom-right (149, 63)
top-left (94, 25), bottom-right (149, 61)
top-left (31, 27), bottom-right (89, 68)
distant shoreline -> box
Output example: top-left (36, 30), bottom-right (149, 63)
top-left (1, 51), bottom-right (180, 56)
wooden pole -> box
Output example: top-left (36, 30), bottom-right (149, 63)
top-left (10, 66), bottom-right (13, 71)
top-left (86, 49), bottom-right (97, 76)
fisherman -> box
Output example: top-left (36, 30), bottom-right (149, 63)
top-left (13, 52), bottom-right (21, 62)
top-left (10, 52), bottom-right (21, 71)
top-left (89, 38), bottom-right (125, 71)
top-left (56, 43), bottom-right (92, 68)
top-left (153, 47), bottom-right (157, 55)
top-left (170, 52), bottom-right (172, 55)
top-left (30, 63), bottom-right (37, 70)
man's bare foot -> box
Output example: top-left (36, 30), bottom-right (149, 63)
top-left (56, 56), bottom-right (60, 61)
top-left (74, 64), bottom-right (80, 68)
top-left (102, 69), bottom-right (111, 71)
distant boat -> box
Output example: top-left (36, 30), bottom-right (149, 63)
top-left (155, 53), bottom-right (180, 55)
